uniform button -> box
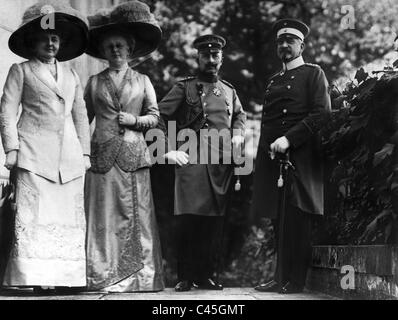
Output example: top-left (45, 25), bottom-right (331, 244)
top-left (280, 72), bottom-right (284, 76)
top-left (266, 89), bottom-right (270, 93)
top-left (119, 128), bottom-right (125, 135)
top-left (287, 85), bottom-right (291, 89)
top-left (282, 121), bottom-right (286, 125)
top-left (283, 109), bottom-right (287, 114)
top-left (204, 123), bottom-right (209, 128)
top-left (204, 113), bottom-right (209, 118)
top-left (203, 102), bottom-right (207, 106)
top-left (270, 80), bottom-right (274, 84)
top-left (202, 93), bottom-right (206, 97)
top-left (291, 75), bottom-right (295, 79)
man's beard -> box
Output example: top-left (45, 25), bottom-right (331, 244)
top-left (203, 64), bottom-right (219, 74)
top-left (278, 49), bottom-right (293, 62)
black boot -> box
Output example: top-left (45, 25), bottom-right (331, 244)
top-left (194, 278), bottom-right (223, 290)
top-left (175, 280), bottom-right (192, 292)
top-left (254, 280), bottom-right (279, 292)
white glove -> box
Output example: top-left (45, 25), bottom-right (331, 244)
top-left (164, 150), bottom-right (189, 166)
top-left (270, 136), bottom-right (290, 153)
top-left (232, 135), bottom-right (244, 149)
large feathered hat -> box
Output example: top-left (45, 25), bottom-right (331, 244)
top-left (8, 1), bottom-right (88, 61)
top-left (86, 1), bottom-right (162, 60)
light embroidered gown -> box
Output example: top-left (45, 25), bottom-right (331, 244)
top-left (0, 58), bottom-right (90, 287)
top-left (84, 64), bottom-right (164, 292)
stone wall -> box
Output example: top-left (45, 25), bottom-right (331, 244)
top-left (307, 245), bottom-right (398, 299)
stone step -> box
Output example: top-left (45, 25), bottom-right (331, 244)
top-left (0, 287), bottom-right (336, 300)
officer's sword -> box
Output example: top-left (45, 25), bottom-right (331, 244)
top-left (214, 139), bottom-right (244, 284)
top-left (269, 150), bottom-right (295, 292)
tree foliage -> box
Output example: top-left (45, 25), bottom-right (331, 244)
top-left (319, 69), bottom-right (398, 244)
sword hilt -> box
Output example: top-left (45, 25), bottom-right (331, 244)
top-left (274, 152), bottom-right (295, 188)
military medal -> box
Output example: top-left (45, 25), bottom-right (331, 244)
top-left (226, 101), bottom-right (232, 116)
top-left (213, 87), bottom-right (221, 96)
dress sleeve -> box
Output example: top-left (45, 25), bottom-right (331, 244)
top-left (71, 69), bottom-right (91, 156)
top-left (0, 63), bottom-right (23, 153)
top-left (83, 75), bottom-right (96, 124)
top-left (131, 74), bottom-right (159, 131)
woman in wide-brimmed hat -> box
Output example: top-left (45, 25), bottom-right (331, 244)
top-left (0, 2), bottom-right (91, 293)
top-left (84, 1), bottom-right (164, 292)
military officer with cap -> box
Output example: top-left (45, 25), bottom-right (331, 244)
top-left (158, 34), bottom-right (246, 292)
top-left (251, 19), bottom-right (331, 294)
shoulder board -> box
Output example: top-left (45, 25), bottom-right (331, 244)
top-left (268, 70), bottom-right (282, 80)
top-left (178, 76), bottom-right (196, 82)
top-left (304, 63), bottom-right (321, 69)
top-left (220, 79), bottom-right (235, 89)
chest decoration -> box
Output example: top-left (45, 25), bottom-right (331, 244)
top-left (196, 83), bottom-right (204, 96)
top-left (213, 87), bottom-right (221, 97)
top-left (226, 101), bottom-right (232, 116)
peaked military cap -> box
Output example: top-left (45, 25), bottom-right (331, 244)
top-left (273, 18), bottom-right (310, 41)
top-left (193, 34), bottom-right (226, 52)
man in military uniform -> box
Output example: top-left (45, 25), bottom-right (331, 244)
top-left (158, 34), bottom-right (246, 291)
top-left (251, 19), bottom-right (331, 294)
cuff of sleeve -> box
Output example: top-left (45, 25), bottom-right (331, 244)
top-left (285, 123), bottom-right (312, 148)
top-left (5, 147), bottom-right (19, 154)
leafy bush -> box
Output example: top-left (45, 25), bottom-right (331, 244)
top-left (318, 68), bottom-right (398, 245)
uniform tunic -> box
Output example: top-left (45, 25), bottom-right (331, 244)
top-left (252, 58), bottom-right (331, 220)
top-left (158, 76), bottom-right (246, 216)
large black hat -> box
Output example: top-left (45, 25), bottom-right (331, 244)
top-left (272, 18), bottom-right (310, 41)
top-left (86, 1), bottom-right (162, 60)
top-left (8, 1), bottom-right (88, 61)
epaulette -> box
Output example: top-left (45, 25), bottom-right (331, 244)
top-left (178, 76), bottom-right (196, 82)
top-left (268, 70), bottom-right (282, 80)
top-left (304, 63), bottom-right (321, 69)
top-left (220, 79), bottom-right (235, 89)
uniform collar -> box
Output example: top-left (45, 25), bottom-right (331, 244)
top-left (283, 56), bottom-right (305, 71)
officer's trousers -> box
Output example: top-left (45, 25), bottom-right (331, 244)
top-left (175, 215), bottom-right (224, 282)
top-left (272, 204), bottom-right (312, 288)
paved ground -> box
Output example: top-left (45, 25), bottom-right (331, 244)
top-left (0, 287), bottom-right (338, 300)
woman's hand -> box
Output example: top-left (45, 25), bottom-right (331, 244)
top-left (118, 112), bottom-right (137, 126)
top-left (84, 155), bottom-right (91, 171)
top-left (4, 150), bottom-right (18, 170)
top-left (164, 150), bottom-right (189, 166)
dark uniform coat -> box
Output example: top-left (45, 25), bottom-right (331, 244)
top-left (158, 76), bottom-right (246, 216)
top-left (252, 62), bottom-right (331, 220)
